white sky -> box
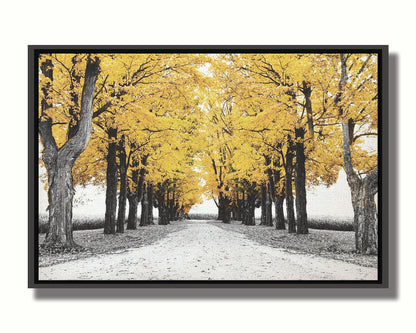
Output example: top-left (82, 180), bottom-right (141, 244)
top-left (39, 168), bottom-right (354, 219)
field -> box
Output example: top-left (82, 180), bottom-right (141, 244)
top-left (188, 213), bottom-right (354, 231)
top-left (40, 214), bottom-right (354, 233)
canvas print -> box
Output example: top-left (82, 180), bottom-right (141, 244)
top-left (31, 47), bottom-right (385, 286)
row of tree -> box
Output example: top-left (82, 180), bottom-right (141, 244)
top-left (39, 54), bottom-right (206, 247)
top-left (39, 52), bottom-right (378, 254)
top-left (200, 54), bottom-right (378, 254)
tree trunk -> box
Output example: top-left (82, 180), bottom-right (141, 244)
top-left (217, 192), bottom-right (225, 221)
top-left (217, 204), bottom-right (223, 221)
top-left (157, 191), bottom-right (170, 225)
top-left (240, 190), bottom-right (246, 222)
top-left (285, 135), bottom-right (296, 233)
top-left (295, 127), bottom-right (308, 234)
top-left (265, 159), bottom-right (286, 230)
top-left (39, 56), bottom-right (100, 248)
top-left (158, 206), bottom-right (169, 225)
top-left (104, 126), bottom-right (117, 234)
top-left (126, 156), bottom-right (147, 230)
top-left (116, 135), bottom-right (127, 233)
top-left (275, 195), bottom-right (285, 229)
top-left (169, 191), bottom-right (177, 221)
top-left (126, 169), bottom-right (139, 230)
top-left (353, 170), bottom-right (378, 254)
top-left (339, 53), bottom-right (378, 254)
top-left (343, 120), bottom-right (379, 254)
top-left (260, 183), bottom-right (267, 225)
top-left (243, 193), bottom-right (256, 225)
top-left (219, 193), bottom-right (231, 223)
top-left (223, 201), bottom-right (231, 223)
top-left (43, 164), bottom-right (76, 247)
top-left (235, 192), bottom-right (243, 221)
top-left (148, 184), bottom-right (154, 224)
top-left (218, 192), bottom-right (231, 223)
top-left (140, 184), bottom-right (149, 226)
top-left (302, 81), bottom-right (314, 140)
top-left (127, 192), bottom-right (138, 230)
top-left (272, 167), bottom-right (286, 230)
top-left (136, 156), bottom-right (148, 202)
top-left (265, 183), bottom-right (273, 226)
top-left (231, 204), bottom-right (237, 220)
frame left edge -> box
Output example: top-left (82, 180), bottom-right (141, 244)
top-left (28, 45), bottom-right (36, 288)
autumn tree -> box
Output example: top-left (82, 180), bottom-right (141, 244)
top-left (200, 75), bottom-right (235, 222)
top-left (69, 54), bottom-right (206, 232)
top-left (231, 54), bottom-right (345, 234)
top-left (38, 51), bottom-right (379, 256)
top-left (337, 53), bottom-right (378, 254)
top-left (39, 54), bottom-right (101, 248)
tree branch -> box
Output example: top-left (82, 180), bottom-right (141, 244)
top-left (93, 101), bottom-right (112, 118)
top-left (93, 74), bottom-right (109, 101)
top-left (353, 132), bottom-right (378, 142)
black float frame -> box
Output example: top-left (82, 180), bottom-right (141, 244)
top-left (28, 45), bottom-right (389, 289)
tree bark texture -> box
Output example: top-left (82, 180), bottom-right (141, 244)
top-left (343, 121), bottom-right (378, 254)
top-left (260, 183), bottom-right (267, 225)
top-left (39, 56), bottom-right (100, 248)
top-left (158, 206), bottom-right (169, 225)
top-left (264, 158), bottom-right (286, 229)
top-left (127, 192), bottom-right (138, 229)
top-left (265, 183), bottom-right (273, 226)
top-left (127, 169), bottom-right (139, 230)
top-left (220, 193), bottom-right (231, 223)
top-left (295, 127), bottom-right (308, 234)
top-left (104, 126), bottom-right (118, 234)
top-left (126, 155), bottom-right (147, 230)
top-left (242, 193), bottom-right (256, 225)
top-left (116, 135), bottom-right (127, 233)
top-left (218, 192), bottom-right (231, 223)
top-left (272, 168), bottom-right (286, 229)
top-left (148, 184), bottom-right (154, 224)
top-left (274, 195), bottom-right (285, 230)
top-left (140, 184), bottom-right (149, 226)
top-left (217, 204), bottom-right (223, 221)
top-left (156, 191), bottom-right (170, 225)
top-left (231, 204), bottom-right (237, 220)
top-left (302, 81), bottom-right (314, 140)
top-left (236, 192), bottom-right (243, 221)
top-left (285, 135), bottom-right (296, 233)
top-left (339, 53), bottom-right (378, 254)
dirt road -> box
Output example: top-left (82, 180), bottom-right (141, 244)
top-left (39, 220), bottom-right (377, 280)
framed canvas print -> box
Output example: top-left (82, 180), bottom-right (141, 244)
top-left (28, 45), bottom-right (388, 288)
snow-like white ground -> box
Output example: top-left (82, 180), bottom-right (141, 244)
top-left (39, 220), bottom-right (377, 281)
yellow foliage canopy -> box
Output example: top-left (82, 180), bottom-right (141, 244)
top-left (39, 52), bottom-right (378, 212)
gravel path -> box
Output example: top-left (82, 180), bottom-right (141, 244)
top-left (39, 220), bottom-right (377, 280)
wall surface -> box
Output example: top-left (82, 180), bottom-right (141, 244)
top-left (1, 1), bottom-right (410, 332)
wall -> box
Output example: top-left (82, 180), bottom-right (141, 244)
top-left (1, 1), bottom-right (410, 332)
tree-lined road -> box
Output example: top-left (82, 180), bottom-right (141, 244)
top-left (38, 53), bottom-right (379, 255)
top-left (39, 220), bottom-right (377, 281)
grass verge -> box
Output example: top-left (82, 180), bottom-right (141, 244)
top-left (38, 215), bottom-right (105, 233)
top-left (209, 220), bottom-right (377, 268)
top-left (38, 221), bottom-right (186, 267)
top-left (189, 214), bottom-right (354, 231)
